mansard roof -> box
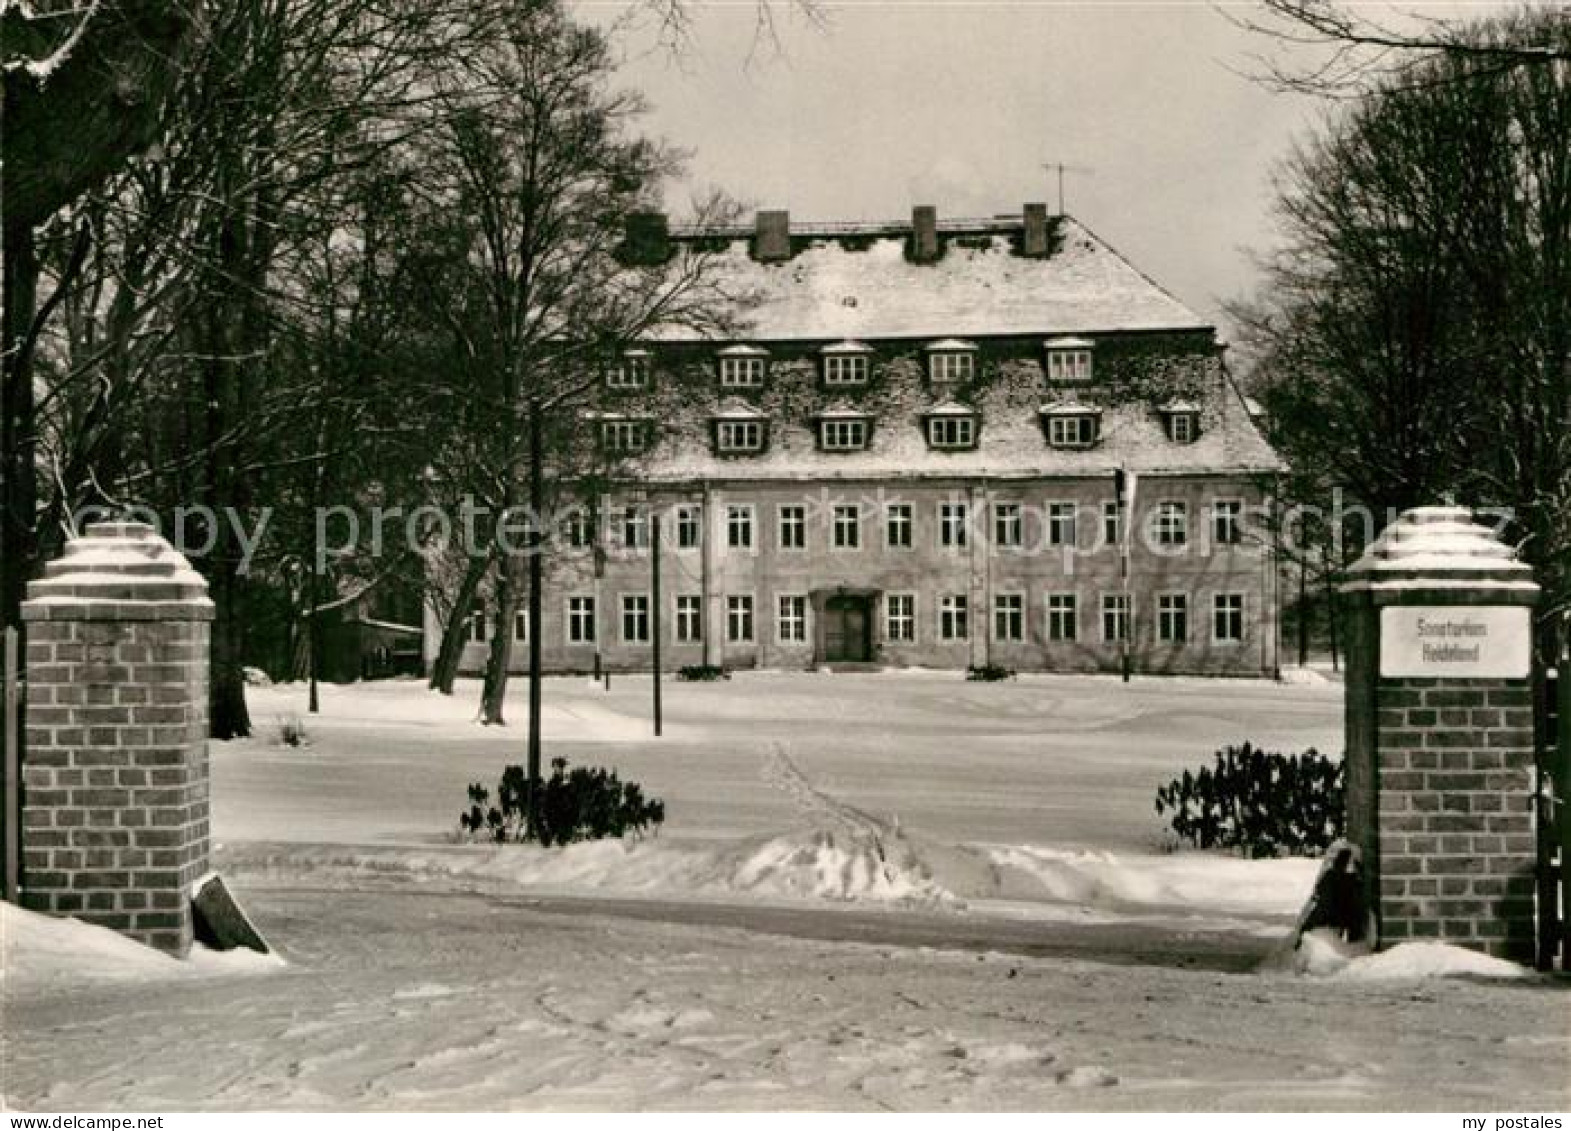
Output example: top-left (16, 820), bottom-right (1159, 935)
top-left (654, 215), bottom-right (1208, 342)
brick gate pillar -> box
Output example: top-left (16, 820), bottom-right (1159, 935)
top-left (1341, 506), bottom-right (1540, 961)
top-left (20, 521), bottom-right (214, 956)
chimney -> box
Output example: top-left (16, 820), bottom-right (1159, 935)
top-left (911, 205), bottom-right (939, 264)
top-left (754, 210), bottom-right (791, 262)
top-left (1023, 202), bottom-right (1050, 258)
top-left (622, 211), bottom-right (670, 265)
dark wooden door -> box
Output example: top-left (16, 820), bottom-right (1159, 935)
top-left (824, 597), bottom-right (870, 662)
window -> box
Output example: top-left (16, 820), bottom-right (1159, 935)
top-left (1166, 412), bottom-right (1200, 444)
top-left (676, 506), bottom-right (701, 550)
top-left (568, 597), bottom-right (596, 644)
top-left (927, 415), bottom-right (976, 449)
top-left (994, 594), bottom-right (1024, 642)
top-left (939, 594), bottom-right (969, 641)
top-left (564, 508), bottom-right (593, 549)
top-left (1212, 500), bottom-right (1244, 547)
top-left (1047, 349), bottom-right (1093, 384)
top-left (1152, 501), bottom-right (1188, 547)
top-left (621, 506), bottom-right (648, 549)
top-left (727, 504), bottom-right (754, 551)
top-left (467, 610), bottom-right (486, 643)
top-left (886, 594), bottom-right (916, 642)
top-left (1046, 593), bottom-right (1078, 642)
top-left (993, 502), bottom-right (1022, 548)
top-left (621, 594), bottom-right (650, 645)
top-left (940, 502), bottom-right (968, 549)
top-left (607, 353), bottom-right (650, 390)
top-left (778, 505), bottom-right (806, 550)
top-left (1046, 413), bottom-right (1099, 448)
top-left (719, 354), bottom-right (766, 388)
top-left (885, 503), bottom-right (913, 549)
top-left (1103, 501), bottom-right (1123, 548)
top-left (1158, 594), bottom-right (1188, 643)
top-left (823, 353), bottom-right (869, 386)
top-left (513, 610), bottom-right (529, 642)
top-left (676, 595), bottom-right (702, 643)
top-left (1102, 594), bottom-right (1131, 642)
top-left (929, 351), bottom-right (976, 384)
top-left (820, 418), bottom-right (869, 451)
top-left (715, 419), bottom-right (765, 453)
top-left (1047, 502), bottom-right (1077, 548)
top-left (601, 419), bottom-right (647, 454)
top-left (832, 504), bottom-right (861, 550)
top-left (1214, 593), bottom-right (1245, 642)
top-left (726, 595), bottom-right (754, 643)
top-left (777, 595), bottom-right (807, 643)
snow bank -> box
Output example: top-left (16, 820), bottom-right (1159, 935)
top-left (1, 902), bottom-right (284, 993)
top-left (1293, 929), bottom-right (1532, 982)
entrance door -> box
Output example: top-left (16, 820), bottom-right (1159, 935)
top-left (824, 595), bottom-right (871, 662)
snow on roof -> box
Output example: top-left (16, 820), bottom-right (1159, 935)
top-left (925, 338), bottom-right (979, 352)
top-left (1343, 507), bottom-right (1538, 592)
top-left (1040, 401), bottom-right (1101, 416)
top-left (925, 400), bottom-right (977, 417)
top-left (1044, 336), bottom-right (1096, 350)
top-left (1160, 400), bottom-right (1203, 414)
top-left (717, 344), bottom-right (770, 357)
top-left (652, 217), bottom-right (1208, 342)
top-left (710, 398), bottom-right (768, 420)
top-left (816, 402), bottom-right (873, 419)
top-left (820, 339), bottom-right (873, 354)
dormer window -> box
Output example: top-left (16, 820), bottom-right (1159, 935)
top-left (718, 345), bottom-right (768, 389)
top-left (1161, 401), bottom-right (1202, 444)
top-left (606, 350), bottom-right (651, 390)
top-left (1044, 337), bottom-right (1094, 384)
top-left (924, 403), bottom-right (979, 450)
top-left (821, 341), bottom-right (872, 387)
top-left (600, 418), bottom-right (650, 455)
top-left (817, 410), bottom-right (871, 452)
top-left (711, 401), bottom-right (769, 455)
top-left (925, 339), bottom-right (977, 385)
top-left (1040, 403), bottom-right (1101, 449)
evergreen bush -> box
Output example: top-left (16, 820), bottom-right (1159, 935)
top-left (1154, 742), bottom-right (1343, 858)
top-left (459, 757), bottom-right (665, 846)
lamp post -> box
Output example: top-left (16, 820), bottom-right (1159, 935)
top-left (651, 509), bottom-right (663, 737)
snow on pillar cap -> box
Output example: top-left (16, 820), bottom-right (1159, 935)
top-left (1341, 506), bottom-right (1539, 594)
top-left (22, 521), bottom-right (214, 619)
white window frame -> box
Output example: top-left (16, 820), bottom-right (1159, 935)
top-left (726, 504), bottom-right (754, 551)
top-left (564, 508), bottom-right (593, 549)
top-left (1047, 349), bottom-right (1093, 384)
top-left (777, 504), bottom-right (807, 551)
top-left (675, 505), bottom-right (701, 550)
top-left (832, 503), bottom-right (861, 550)
top-left (1046, 592), bottom-right (1078, 642)
top-left (1103, 501), bottom-right (1123, 549)
top-left (885, 502), bottom-right (914, 550)
top-left (621, 593), bottom-right (651, 646)
top-left (621, 506), bottom-right (649, 549)
top-left (820, 418), bottom-right (869, 452)
top-left (1153, 501), bottom-right (1188, 547)
top-left (567, 596), bottom-right (597, 645)
top-left (715, 420), bottom-right (765, 453)
top-left (929, 351), bottom-right (976, 385)
top-left (940, 501), bottom-right (969, 549)
top-left (1158, 593), bottom-right (1188, 644)
top-left (726, 594), bottom-right (755, 644)
top-left (886, 593), bottom-right (917, 643)
top-left (993, 593), bottom-right (1025, 643)
top-left (606, 353), bottom-right (650, 390)
top-left (1211, 498), bottom-right (1244, 547)
top-left (1101, 593), bottom-right (1131, 643)
top-left (927, 415), bottom-right (976, 449)
top-left (1047, 413), bottom-right (1099, 449)
top-left (600, 419), bottom-right (648, 455)
top-left (939, 594), bottom-right (969, 642)
top-left (1213, 593), bottom-right (1246, 643)
top-left (823, 353), bottom-right (869, 387)
top-left (719, 354), bottom-right (766, 389)
top-left (777, 594), bottom-right (808, 644)
top-left (1047, 502), bottom-right (1078, 548)
top-left (993, 501), bottom-right (1022, 548)
top-left (675, 595), bottom-right (702, 644)
top-left (1167, 412), bottom-right (1199, 444)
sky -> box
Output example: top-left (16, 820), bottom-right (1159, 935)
top-left (574, 0), bottom-right (1348, 338)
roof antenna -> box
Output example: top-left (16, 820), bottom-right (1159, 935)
top-left (1042, 162), bottom-right (1095, 216)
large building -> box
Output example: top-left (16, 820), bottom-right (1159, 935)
top-left (438, 205), bottom-right (1283, 677)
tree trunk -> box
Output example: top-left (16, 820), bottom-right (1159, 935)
top-left (479, 561), bottom-right (520, 725)
top-left (429, 555), bottom-right (488, 694)
top-left (1, 227), bottom-right (38, 633)
top-left (1296, 557), bottom-right (1309, 667)
top-left (208, 561), bottom-right (252, 740)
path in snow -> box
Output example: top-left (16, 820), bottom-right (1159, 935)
top-left (5, 887), bottom-right (1566, 1112)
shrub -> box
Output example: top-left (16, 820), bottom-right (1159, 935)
top-left (1154, 742), bottom-right (1343, 858)
top-left (276, 714), bottom-right (309, 748)
top-left (966, 663), bottom-right (1016, 682)
top-left (459, 757), bottom-right (666, 847)
top-left (677, 663), bottom-right (729, 682)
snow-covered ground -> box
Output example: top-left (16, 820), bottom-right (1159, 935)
top-left (7, 671), bottom-right (1565, 1111)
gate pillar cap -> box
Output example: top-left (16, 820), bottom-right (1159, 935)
top-left (1341, 505), bottom-right (1538, 596)
top-left (21, 521), bottom-right (214, 618)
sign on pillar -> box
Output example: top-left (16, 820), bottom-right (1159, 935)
top-left (1341, 506), bottom-right (1540, 962)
